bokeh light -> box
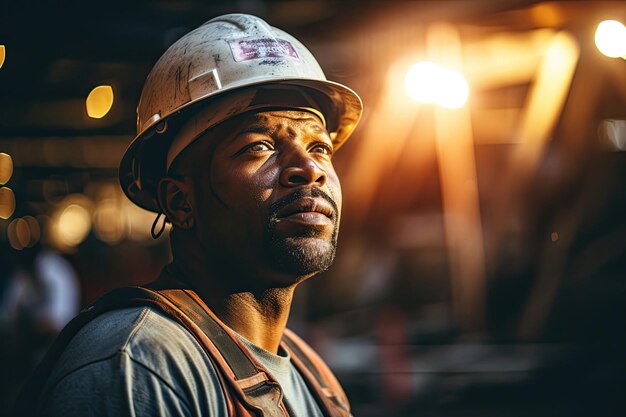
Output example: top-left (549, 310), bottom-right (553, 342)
top-left (550, 231), bottom-right (559, 242)
top-left (0, 152), bottom-right (13, 184)
top-left (85, 85), bottom-right (114, 119)
top-left (0, 45), bottom-right (5, 69)
top-left (48, 195), bottom-right (93, 251)
top-left (93, 197), bottom-right (127, 244)
top-left (595, 20), bottom-right (626, 58)
top-left (0, 187), bottom-right (16, 219)
top-left (6, 216), bottom-right (41, 249)
top-left (405, 61), bottom-right (469, 108)
top-left (15, 218), bottom-right (30, 248)
top-left (23, 215), bottom-right (41, 247)
top-left (57, 204), bottom-right (91, 247)
top-left (7, 217), bottom-right (31, 250)
top-left (7, 219), bottom-right (22, 250)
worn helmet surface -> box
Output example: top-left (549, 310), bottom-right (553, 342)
top-left (119, 13), bottom-right (362, 212)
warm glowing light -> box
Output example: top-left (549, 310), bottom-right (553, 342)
top-left (550, 231), bottom-right (559, 242)
top-left (0, 187), bottom-right (15, 219)
top-left (93, 198), bottom-right (127, 243)
top-left (405, 61), bottom-right (469, 109)
top-left (438, 69), bottom-right (470, 109)
top-left (86, 85), bottom-right (114, 119)
top-left (405, 61), bottom-right (441, 104)
top-left (8, 219), bottom-right (23, 250)
top-left (23, 215), bottom-right (41, 247)
top-left (0, 45), bottom-right (5, 69)
top-left (49, 194), bottom-right (94, 251)
top-left (595, 20), bottom-right (626, 58)
top-left (15, 218), bottom-right (30, 248)
top-left (7, 218), bottom-right (32, 250)
top-left (0, 153), bottom-right (13, 184)
top-left (57, 203), bottom-right (92, 247)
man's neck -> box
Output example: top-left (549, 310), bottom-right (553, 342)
top-left (167, 243), bottom-right (298, 354)
top-left (220, 288), bottom-right (295, 353)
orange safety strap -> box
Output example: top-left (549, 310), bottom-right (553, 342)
top-left (281, 330), bottom-right (353, 417)
top-left (153, 287), bottom-right (289, 417)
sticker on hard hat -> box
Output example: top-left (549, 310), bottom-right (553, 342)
top-left (228, 38), bottom-right (300, 62)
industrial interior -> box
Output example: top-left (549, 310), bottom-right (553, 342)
top-left (1, 1), bottom-right (625, 416)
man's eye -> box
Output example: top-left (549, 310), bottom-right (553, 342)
top-left (245, 142), bottom-right (273, 153)
top-left (310, 143), bottom-right (333, 155)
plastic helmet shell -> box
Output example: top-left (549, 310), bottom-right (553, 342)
top-left (119, 13), bottom-right (362, 212)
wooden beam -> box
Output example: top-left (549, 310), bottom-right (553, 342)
top-left (428, 22), bottom-right (487, 332)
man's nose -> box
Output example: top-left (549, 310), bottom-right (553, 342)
top-left (279, 150), bottom-right (327, 188)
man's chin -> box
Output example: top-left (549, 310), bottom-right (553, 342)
top-left (267, 236), bottom-right (336, 277)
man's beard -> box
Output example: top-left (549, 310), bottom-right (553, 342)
top-left (264, 188), bottom-right (339, 276)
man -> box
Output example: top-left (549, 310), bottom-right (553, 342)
top-left (20, 13), bottom-right (362, 417)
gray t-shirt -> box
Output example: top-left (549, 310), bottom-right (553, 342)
top-left (38, 306), bottom-right (324, 417)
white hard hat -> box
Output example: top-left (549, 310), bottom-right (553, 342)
top-left (119, 13), bottom-right (363, 212)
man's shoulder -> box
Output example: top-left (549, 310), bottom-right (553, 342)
top-left (50, 305), bottom-right (210, 383)
top-left (40, 306), bottom-right (228, 416)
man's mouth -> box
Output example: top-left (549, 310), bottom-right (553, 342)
top-left (275, 197), bottom-right (335, 226)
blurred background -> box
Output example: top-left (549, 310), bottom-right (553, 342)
top-left (1, 1), bottom-right (625, 416)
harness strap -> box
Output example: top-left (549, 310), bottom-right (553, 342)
top-left (282, 330), bottom-right (352, 417)
top-left (157, 289), bottom-right (260, 379)
top-left (154, 288), bottom-right (288, 417)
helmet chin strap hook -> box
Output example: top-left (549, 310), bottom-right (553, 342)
top-left (151, 212), bottom-right (167, 239)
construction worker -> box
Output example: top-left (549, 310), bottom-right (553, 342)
top-left (18, 13), bottom-right (362, 417)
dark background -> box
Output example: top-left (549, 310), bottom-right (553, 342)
top-left (1, 1), bottom-right (625, 416)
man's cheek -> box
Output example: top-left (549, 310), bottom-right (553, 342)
top-left (330, 183), bottom-right (342, 214)
top-left (257, 189), bottom-right (273, 207)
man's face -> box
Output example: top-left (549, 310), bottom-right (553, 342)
top-left (189, 109), bottom-right (342, 286)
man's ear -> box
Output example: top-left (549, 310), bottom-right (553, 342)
top-left (157, 176), bottom-right (195, 230)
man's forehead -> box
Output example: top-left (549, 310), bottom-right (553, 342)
top-left (241, 109), bottom-right (324, 126)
